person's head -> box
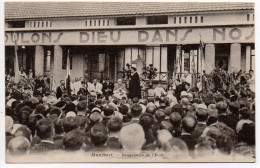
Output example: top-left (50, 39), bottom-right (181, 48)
top-left (131, 67), bottom-right (137, 73)
top-left (49, 107), bottom-right (62, 118)
top-left (107, 117), bottom-right (123, 133)
top-left (195, 137), bottom-right (215, 157)
top-left (131, 104), bottom-right (142, 118)
top-left (7, 136), bottom-right (30, 155)
top-left (184, 82), bottom-right (190, 90)
top-left (240, 122), bottom-right (255, 145)
top-left (249, 70), bottom-right (254, 76)
top-left (196, 108), bottom-right (208, 122)
top-left (139, 114), bottom-right (154, 130)
top-left (172, 104), bottom-right (184, 116)
top-left (77, 101), bottom-right (87, 114)
top-left (239, 107), bottom-right (251, 119)
top-left (119, 104), bottom-right (129, 115)
top-left (117, 78), bottom-right (122, 84)
top-left (90, 123), bottom-right (108, 146)
top-left (63, 129), bottom-right (85, 151)
top-left (216, 134), bottom-right (233, 154)
top-left (182, 117), bottom-right (197, 133)
top-left (93, 79), bottom-right (98, 84)
top-left (157, 83), bottom-right (162, 88)
top-left (63, 116), bottom-right (78, 133)
top-left (60, 80), bottom-right (65, 85)
top-left (35, 104), bottom-right (47, 117)
top-left (103, 104), bottom-right (115, 117)
top-left (89, 112), bottom-right (103, 124)
top-left (14, 125), bottom-right (32, 142)
top-left (119, 123), bottom-right (145, 152)
top-left (155, 109), bottom-right (166, 122)
top-left (146, 105), bottom-right (157, 115)
top-left (162, 138), bottom-right (189, 159)
top-left (81, 81), bottom-right (85, 87)
top-left (169, 112), bottom-right (182, 128)
top-left (216, 101), bottom-right (228, 114)
top-left (157, 129), bottom-right (173, 146)
top-left (36, 118), bottom-right (54, 140)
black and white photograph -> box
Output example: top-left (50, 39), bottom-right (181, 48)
top-left (2, 0), bottom-right (256, 163)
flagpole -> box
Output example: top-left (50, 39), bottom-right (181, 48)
top-left (14, 32), bottom-right (21, 84)
top-left (66, 49), bottom-right (71, 95)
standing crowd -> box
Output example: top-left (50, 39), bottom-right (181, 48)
top-left (5, 67), bottom-right (255, 160)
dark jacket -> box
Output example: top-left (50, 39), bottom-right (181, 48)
top-left (56, 85), bottom-right (66, 99)
top-left (128, 72), bottom-right (141, 99)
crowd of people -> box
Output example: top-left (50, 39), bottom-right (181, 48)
top-left (5, 67), bottom-right (255, 161)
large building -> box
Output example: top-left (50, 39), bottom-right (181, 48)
top-left (5, 2), bottom-right (255, 85)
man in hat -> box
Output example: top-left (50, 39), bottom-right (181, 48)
top-left (56, 80), bottom-right (66, 99)
top-left (128, 67), bottom-right (141, 99)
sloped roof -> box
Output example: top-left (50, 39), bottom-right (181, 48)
top-left (5, 2), bottom-right (254, 20)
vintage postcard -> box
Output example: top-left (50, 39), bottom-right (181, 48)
top-left (4, 1), bottom-right (255, 163)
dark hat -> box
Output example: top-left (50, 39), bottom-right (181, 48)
top-left (63, 116), bottom-right (78, 133)
top-left (107, 117), bottom-right (123, 132)
top-left (155, 109), bottom-right (166, 122)
top-left (90, 123), bottom-right (108, 146)
top-left (139, 114), bottom-right (154, 130)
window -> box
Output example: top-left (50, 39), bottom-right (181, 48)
top-left (195, 16), bottom-right (198, 23)
top-left (183, 52), bottom-right (190, 72)
top-left (117, 17), bottom-right (136, 25)
top-left (62, 48), bottom-right (73, 69)
top-left (90, 20), bottom-right (92, 26)
top-left (201, 16), bottom-right (203, 23)
top-left (247, 14), bottom-right (250, 21)
top-left (184, 17), bottom-right (187, 23)
top-left (107, 20), bottom-right (109, 26)
top-left (190, 17), bottom-right (192, 23)
top-left (179, 17), bottom-right (182, 24)
top-left (7, 21), bottom-right (25, 28)
top-left (147, 15), bottom-right (168, 24)
top-left (174, 17), bottom-right (176, 24)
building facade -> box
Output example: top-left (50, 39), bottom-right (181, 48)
top-left (5, 2), bottom-right (255, 86)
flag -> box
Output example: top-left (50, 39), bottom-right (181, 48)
top-left (66, 49), bottom-right (71, 95)
top-left (14, 33), bottom-right (21, 84)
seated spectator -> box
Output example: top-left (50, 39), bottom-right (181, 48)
top-left (119, 104), bottom-right (132, 125)
top-left (63, 116), bottom-right (78, 133)
top-left (76, 101), bottom-right (87, 116)
top-left (169, 112), bottom-right (182, 137)
top-left (119, 123), bottom-right (146, 153)
top-left (14, 125), bottom-right (32, 142)
top-left (162, 138), bottom-right (189, 159)
top-left (180, 116), bottom-right (197, 153)
top-left (154, 83), bottom-right (166, 97)
top-left (89, 123), bottom-right (108, 151)
top-left (31, 118), bottom-right (60, 153)
top-left (130, 104), bottom-right (143, 123)
top-left (192, 108), bottom-right (208, 142)
top-left (106, 117), bottom-right (123, 150)
top-left (139, 114), bottom-right (156, 150)
top-left (63, 129), bottom-right (85, 151)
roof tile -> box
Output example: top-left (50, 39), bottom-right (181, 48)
top-left (5, 2), bottom-right (254, 20)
